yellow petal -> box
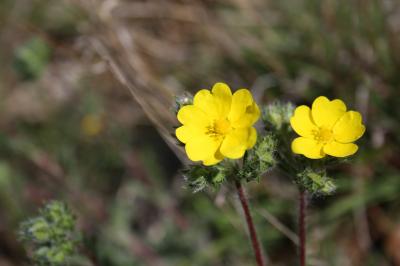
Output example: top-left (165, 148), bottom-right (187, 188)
top-left (323, 141), bottom-right (358, 157)
top-left (291, 137), bottom-right (325, 159)
top-left (333, 111), bottom-right (365, 143)
top-left (247, 127), bottom-right (257, 149)
top-left (175, 125), bottom-right (204, 144)
top-left (311, 96), bottom-right (346, 129)
top-left (211, 82), bottom-right (232, 117)
top-left (193, 89), bottom-right (220, 118)
top-left (228, 89), bottom-right (253, 121)
top-left (228, 89), bottom-right (260, 128)
top-left (185, 135), bottom-right (220, 162)
top-left (177, 105), bottom-right (210, 127)
top-left (220, 128), bottom-right (248, 159)
top-left (290, 105), bottom-right (317, 137)
top-left (203, 150), bottom-right (224, 166)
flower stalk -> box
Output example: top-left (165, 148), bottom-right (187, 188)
top-left (235, 180), bottom-right (265, 266)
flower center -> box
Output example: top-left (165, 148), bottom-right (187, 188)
top-left (206, 118), bottom-right (232, 138)
top-left (312, 127), bottom-right (333, 144)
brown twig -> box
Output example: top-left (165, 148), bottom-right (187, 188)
top-left (235, 181), bottom-right (265, 266)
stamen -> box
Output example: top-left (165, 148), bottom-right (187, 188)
top-left (206, 118), bottom-right (232, 139)
top-left (312, 128), bottom-right (333, 144)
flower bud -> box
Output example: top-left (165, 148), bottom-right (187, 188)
top-left (183, 165), bottom-right (224, 193)
top-left (263, 101), bottom-right (294, 131)
top-left (296, 168), bottom-right (336, 195)
top-left (174, 92), bottom-right (193, 114)
top-left (239, 134), bottom-right (277, 182)
top-left (18, 201), bottom-right (79, 265)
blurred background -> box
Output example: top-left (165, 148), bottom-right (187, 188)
top-left (0, 0), bottom-right (400, 265)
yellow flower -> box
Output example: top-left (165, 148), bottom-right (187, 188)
top-left (176, 83), bottom-right (260, 166)
top-left (81, 114), bottom-right (103, 137)
top-left (290, 96), bottom-right (365, 159)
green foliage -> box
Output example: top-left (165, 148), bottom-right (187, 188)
top-left (296, 168), bottom-right (336, 196)
top-left (183, 164), bottom-right (225, 193)
top-left (13, 37), bottom-right (51, 80)
top-left (19, 201), bottom-right (80, 266)
top-left (239, 134), bottom-right (277, 182)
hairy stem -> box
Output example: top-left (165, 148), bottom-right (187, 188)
top-left (235, 181), bottom-right (265, 266)
top-left (299, 190), bottom-right (306, 266)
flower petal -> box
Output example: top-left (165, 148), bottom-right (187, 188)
top-left (203, 150), bottom-right (224, 166)
top-left (228, 89), bottom-right (260, 128)
top-left (247, 127), bottom-right (257, 149)
top-left (291, 137), bottom-right (325, 159)
top-left (290, 105), bottom-right (317, 137)
top-left (177, 105), bottom-right (210, 127)
top-left (220, 128), bottom-right (248, 159)
top-left (176, 125), bottom-right (205, 144)
top-left (323, 141), bottom-right (358, 157)
top-left (193, 89), bottom-right (220, 118)
top-left (333, 111), bottom-right (365, 143)
top-left (185, 135), bottom-right (220, 162)
top-left (211, 82), bottom-right (232, 117)
top-left (228, 89), bottom-right (253, 120)
top-left (311, 96), bottom-right (346, 129)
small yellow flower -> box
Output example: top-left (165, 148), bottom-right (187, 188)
top-left (290, 96), bottom-right (365, 159)
top-left (81, 114), bottom-right (103, 137)
top-left (176, 83), bottom-right (260, 166)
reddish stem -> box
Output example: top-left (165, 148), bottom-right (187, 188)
top-left (235, 181), bottom-right (265, 266)
top-left (299, 190), bottom-right (306, 266)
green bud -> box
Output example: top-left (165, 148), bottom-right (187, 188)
top-left (263, 101), bottom-right (294, 131)
top-left (23, 218), bottom-right (51, 243)
top-left (255, 134), bottom-right (277, 167)
top-left (239, 134), bottom-right (277, 182)
top-left (34, 246), bottom-right (51, 264)
top-left (174, 92), bottom-right (193, 114)
top-left (212, 170), bottom-right (226, 185)
top-left (42, 201), bottom-right (75, 232)
top-left (47, 247), bottom-right (66, 264)
top-left (187, 175), bottom-right (208, 193)
top-left (18, 201), bottom-right (80, 265)
top-left (183, 165), bottom-right (224, 192)
top-left (296, 168), bottom-right (336, 195)
top-left (34, 246), bottom-right (66, 265)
